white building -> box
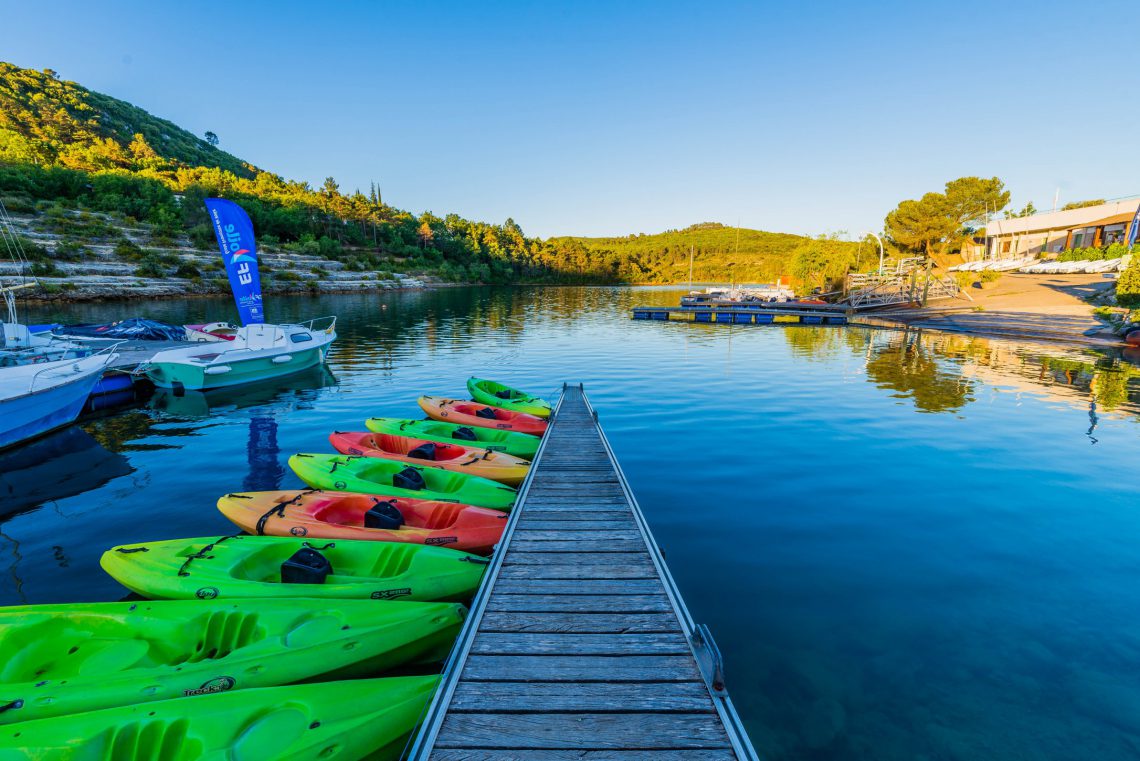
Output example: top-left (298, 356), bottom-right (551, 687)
top-left (980, 198), bottom-right (1140, 259)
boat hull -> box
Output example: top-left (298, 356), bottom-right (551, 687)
top-left (0, 367), bottom-right (104, 450)
top-left (144, 345), bottom-right (327, 390)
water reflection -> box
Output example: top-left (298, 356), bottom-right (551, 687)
top-left (148, 365), bottom-right (337, 418)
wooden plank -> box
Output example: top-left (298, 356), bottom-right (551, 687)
top-left (498, 564), bottom-right (657, 580)
top-left (492, 579), bottom-right (665, 595)
top-left (432, 750), bottom-right (736, 760)
top-left (470, 632), bottom-right (691, 655)
top-left (448, 681), bottom-right (714, 712)
top-left (502, 552), bottom-right (646, 566)
top-left (434, 713), bottom-right (731, 749)
top-left (509, 539), bottom-right (646, 552)
top-left (512, 529), bottom-right (642, 541)
top-left (479, 612), bottom-right (682, 634)
top-left (485, 595), bottom-right (673, 613)
top-left (524, 501), bottom-right (630, 510)
top-left (461, 655), bottom-right (703, 682)
top-left (514, 515), bottom-right (634, 525)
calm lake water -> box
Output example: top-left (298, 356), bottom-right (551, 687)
top-left (7, 286), bottom-right (1140, 759)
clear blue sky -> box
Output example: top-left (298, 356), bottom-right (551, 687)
top-left (2, 0), bottom-right (1136, 238)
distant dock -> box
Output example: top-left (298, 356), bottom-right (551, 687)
top-left (409, 384), bottom-right (758, 759)
top-left (632, 302), bottom-right (849, 326)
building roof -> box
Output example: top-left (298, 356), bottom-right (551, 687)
top-left (986, 199), bottom-right (1140, 237)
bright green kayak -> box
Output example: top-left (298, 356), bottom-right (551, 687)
top-left (100, 535), bottom-right (486, 602)
top-left (467, 377), bottom-right (552, 418)
top-left (365, 417), bottom-right (539, 460)
top-left (0, 675), bottom-right (438, 761)
top-left (290, 453), bottom-right (517, 511)
top-left (0, 599), bottom-right (462, 724)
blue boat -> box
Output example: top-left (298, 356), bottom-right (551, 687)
top-left (0, 351), bottom-right (117, 450)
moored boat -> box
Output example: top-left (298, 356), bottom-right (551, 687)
top-left (289, 452), bottom-right (518, 510)
top-left (185, 321), bottom-right (239, 342)
top-left (138, 318), bottom-right (336, 391)
top-left (329, 430), bottom-right (530, 485)
top-left (0, 598), bottom-right (464, 724)
top-left (218, 489), bottom-right (507, 553)
top-left (467, 376), bottom-right (552, 418)
top-left (418, 395), bottom-right (548, 436)
top-left (100, 534), bottom-right (487, 602)
top-left (365, 417), bottom-right (540, 459)
top-left (0, 349), bottom-right (117, 450)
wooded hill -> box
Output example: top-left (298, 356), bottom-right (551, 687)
top-left (0, 61), bottom-right (861, 289)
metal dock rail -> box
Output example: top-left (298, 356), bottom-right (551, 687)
top-left (409, 383), bottom-right (757, 759)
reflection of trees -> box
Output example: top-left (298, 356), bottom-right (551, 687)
top-left (82, 411), bottom-right (197, 452)
top-left (784, 327), bottom-right (846, 361)
top-left (865, 332), bottom-right (974, 413)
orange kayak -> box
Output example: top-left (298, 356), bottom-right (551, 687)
top-left (417, 396), bottom-right (547, 436)
top-left (217, 490), bottom-right (507, 554)
top-left (329, 431), bottom-right (530, 486)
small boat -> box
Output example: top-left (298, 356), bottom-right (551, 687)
top-left (365, 417), bottom-right (540, 459)
top-left (185, 321), bottom-right (239, 342)
top-left (0, 675), bottom-right (439, 761)
top-left (218, 489), bottom-right (507, 554)
top-left (137, 318), bottom-right (336, 391)
top-left (467, 377), bottom-right (552, 418)
top-left (0, 349), bottom-right (117, 450)
top-left (329, 431), bottom-right (530, 485)
top-left (418, 395), bottom-right (548, 436)
top-left (0, 598), bottom-right (464, 724)
top-left (290, 453), bottom-right (518, 511)
top-left (100, 534), bottom-right (487, 602)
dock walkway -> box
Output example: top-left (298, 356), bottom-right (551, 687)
top-left (410, 383), bottom-right (757, 759)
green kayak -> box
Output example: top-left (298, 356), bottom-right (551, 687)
top-left (289, 453), bottom-right (518, 511)
top-left (0, 599), bottom-right (462, 724)
top-left (0, 675), bottom-right (438, 761)
top-left (467, 377), bottom-right (552, 418)
top-left (100, 535), bottom-right (487, 602)
top-left (365, 417), bottom-right (539, 460)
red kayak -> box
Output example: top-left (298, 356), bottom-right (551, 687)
top-left (417, 396), bottom-right (547, 436)
top-left (217, 489), bottom-right (507, 554)
top-left (329, 431), bottom-right (530, 485)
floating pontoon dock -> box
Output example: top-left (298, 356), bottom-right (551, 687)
top-left (409, 383), bottom-right (758, 759)
top-left (633, 303), bottom-right (849, 325)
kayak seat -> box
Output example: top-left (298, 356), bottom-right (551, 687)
top-left (408, 442), bottom-right (438, 461)
top-left (475, 407), bottom-right (498, 420)
top-left (495, 390), bottom-right (513, 399)
top-left (393, 467), bottom-right (426, 491)
top-left (365, 500), bottom-right (405, 530)
top-left (281, 547), bottom-right (332, 584)
top-left (451, 427), bottom-right (478, 441)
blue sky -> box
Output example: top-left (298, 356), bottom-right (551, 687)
top-left (2, 0), bottom-right (1136, 238)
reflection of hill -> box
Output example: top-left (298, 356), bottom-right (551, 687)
top-left (0, 427), bottom-right (133, 521)
top-left (864, 331), bottom-right (975, 413)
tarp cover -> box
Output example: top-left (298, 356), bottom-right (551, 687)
top-left (59, 318), bottom-right (185, 342)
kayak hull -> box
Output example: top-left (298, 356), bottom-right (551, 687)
top-left (329, 431), bottom-right (530, 485)
top-left (218, 490), bottom-right (507, 554)
top-left (365, 417), bottom-right (540, 459)
top-left (289, 453), bottom-right (518, 511)
top-left (100, 535), bottom-right (487, 602)
top-left (467, 376), bottom-right (552, 418)
top-left (0, 675), bottom-right (439, 761)
top-left (0, 599), bottom-right (463, 724)
top-left (418, 395), bottom-right (547, 436)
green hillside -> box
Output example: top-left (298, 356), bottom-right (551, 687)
top-left (0, 61), bottom-right (860, 290)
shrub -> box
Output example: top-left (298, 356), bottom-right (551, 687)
top-left (1116, 259), bottom-right (1140, 308)
top-left (174, 262), bottom-right (201, 279)
top-left (114, 238), bottom-right (145, 261)
top-left (54, 239), bottom-right (89, 261)
top-left (30, 260), bottom-right (64, 277)
top-left (979, 270), bottom-right (1002, 283)
top-left (1, 194), bottom-right (36, 213)
top-left (952, 271), bottom-right (975, 289)
top-left (134, 259), bottom-right (168, 278)
top-left (277, 271), bottom-right (302, 282)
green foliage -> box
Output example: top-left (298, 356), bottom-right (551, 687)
top-left (29, 260), bottom-right (64, 277)
top-left (885, 177), bottom-right (1010, 256)
top-left (1061, 199), bottom-right (1105, 211)
top-left (174, 262), bottom-right (201, 279)
top-left (1116, 257), bottom-right (1140, 308)
top-left (1004, 201), bottom-right (1037, 219)
top-left (978, 270), bottom-right (1002, 283)
top-left (952, 271), bottom-right (976, 289)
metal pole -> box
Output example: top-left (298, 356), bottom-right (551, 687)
top-left (864, 231), bottom-right (885, 274)
top-left (688, 245), bottom-right (694, 290)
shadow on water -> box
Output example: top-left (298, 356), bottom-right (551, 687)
top-left (8, 287), bottom-right (1140, 760)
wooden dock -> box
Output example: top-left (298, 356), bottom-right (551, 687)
top-left (633, 304), bottom-right (848, 325)
top-left (409, 384), bottom-right (757, 759)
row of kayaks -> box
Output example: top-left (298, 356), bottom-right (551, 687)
top-left (0, 378), bottom-right (550, 759)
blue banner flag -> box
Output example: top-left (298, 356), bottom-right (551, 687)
top-left (1128, 202), bottom-right (1140, 250)
top-left (205, 198), bottom-right (265, 325)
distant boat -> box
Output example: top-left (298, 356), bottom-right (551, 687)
top-left (0, 349), bottom-right (118, 450)
top-left (138, 318), bottom-right (336, 391)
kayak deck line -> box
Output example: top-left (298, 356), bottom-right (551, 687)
top-left (408, 383), bottom-right (758, 759)
top-left (632, 304), bottom-right (849, 325)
